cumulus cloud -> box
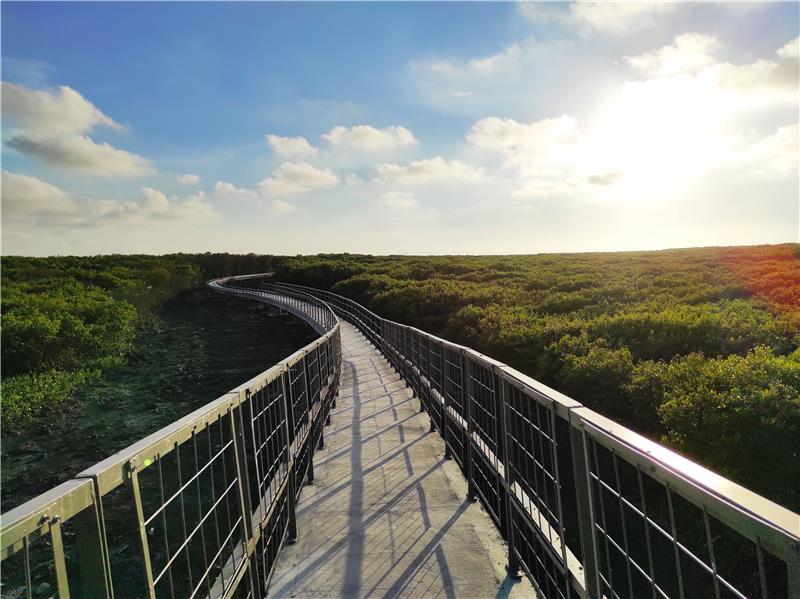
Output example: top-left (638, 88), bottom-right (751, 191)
top-left (6, 135), bottom-right (155, 178)
top-left (625, 33), bottom-right (718, 77)
top-left (467, 115), bottom-right (579, 176)
top-left (381, 191), bottom-right (417, 209)
top-left (1, 170), bottom-right (77, 219)
top-left (519, 1), bottom-right (682, 35)
top-left (373, 157), bottom-right (485, 185)
top-left (258, 162), bottom-right (339, 195)
top-left (321, 125), bottom-right (417, 151)
top-left (2, 82), bottom-right (154, 177)
top-left (176, 173), bottom-right (200, 185)
top-left (1, 82), bottom-right (122, 136)
top-left (265, 134), bottom-right (319, 159)
top-left (778, 37), bottom-right (800, 60)
top-left (1, 171), bottom-right (217, 226)
top-left (214, 180), bottom-right (260, 201)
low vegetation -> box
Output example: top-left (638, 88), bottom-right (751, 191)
top-left (1, 253), bottom-right (277, 430)
top-left (3, 246), bottom-right (797, 509)
top-left (274, 244), bottom-right (800, 509)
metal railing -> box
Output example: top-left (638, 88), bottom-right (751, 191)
top-left (270, 281), bottom-right (800, 599)
top-left (0, 278), bottom-right (341, 599)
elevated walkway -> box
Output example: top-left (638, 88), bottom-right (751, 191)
top-left (269, 322), bottom-right (535, 598)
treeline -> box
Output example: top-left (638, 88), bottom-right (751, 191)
top-left (273, 245), bottom-right (800, 510)
top-left (1, 253), bottom-right (278, 430)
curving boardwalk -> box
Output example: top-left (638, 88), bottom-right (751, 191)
top-left (268, 322), bottom-right (536, 598)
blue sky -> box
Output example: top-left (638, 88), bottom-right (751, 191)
top-left (2, 1), bottom-right (798, 256)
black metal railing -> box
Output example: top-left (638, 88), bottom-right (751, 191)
top-left (272, 281), bottom-right (800, 599)
top-left (0, 278), bottom-right (340, 599)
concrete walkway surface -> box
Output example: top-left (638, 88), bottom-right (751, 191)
top-left (268, 322), bottom-right (537, 598)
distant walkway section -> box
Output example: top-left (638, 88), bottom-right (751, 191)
top-left (268, 322), bottom-right (536, 598)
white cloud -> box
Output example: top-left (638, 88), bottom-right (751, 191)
top-left (625, 33), bottom-right (718, 77)
top-left (2, 82), bottom-right (154, 178)
top-left (1, 171), bottom-right (217, 226)
top-left (1, 82), bottom-right (122, 136)
top-left (214, 180), bottom-right (259, 201)
top-left (271, 199), bottom-right (296, 213)
top-left (373, 157), bottom-right (485, 185)
top-left (778, 37), bottom-right (799, 60)
top-left (736, 123), bottom-right (799, 178)
top-left (467, 115), bottom-right (579, 176)
top-left (6, 134), bottom-right (155, 178)
top-left (1, 170), bottom-right (77, 219)
top-left (176, 173), bottom-right (200, 185)
top-left (468, 45), bottom-right (521, 72)
top-left (409, 37), bottom-right (575, 118)
top-left (381, 191), bottom-right (417, 209)
top-left (265, 134), bottom-right (319, 159)
top-left (134, 187), bottom-right (217, 222)
top-left (519, 1), bottom-right (682, 35)
top-left (416, 44), bottom-right (521, 78)
top-left (258, 162), bottom-right (339, 195)
top-left (321, 125), bottom-right (417, 151)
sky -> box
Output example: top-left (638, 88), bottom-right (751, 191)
top-left (1, 1), bottom-right (798, 256)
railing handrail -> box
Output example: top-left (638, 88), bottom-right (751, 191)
top-left (272, 280), bottom-right (800, 598)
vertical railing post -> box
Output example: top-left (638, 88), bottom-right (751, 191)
top-left (280, 368), bottom-right (298, 544)
top-left (229, 400), bottom-right (256, 560)
top-left (233, 393), bottom-right (255, 527)
top-left (463, 352), bottom-right (477, 502)
top-left (129, 462), bottom-right (157, 599)
top-left (569, 414), bottom-right (601, 598)
top-left (50, 517), bottom-right (71, 599)
top-left (497, 372), bottom-right (522, 579)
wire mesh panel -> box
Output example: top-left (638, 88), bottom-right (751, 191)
top-left (306, 348), bottom-right (321, 412)
top-left (464, 356), bottom-right (505, 528)
top-left (407, 329), bottom-right (422, 402)
top-left (503, 381), bottom-right (568, 561)
top-left (416, 334), bottom-right (432, 413)
top-left (500, 378), bottom-right (573, 597)
top-left (443, 346), bottom-right (467, 469)
top-left (582, 422), bottom-right (792, 599)
top-left (427, 340), bottom-right (445, 432)
top-left (287, 359), bottom-right (309, 446)
top-left (131, 410), bottom-right (248, 599)
top-left (241, 376), bottom-right (289, 524)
